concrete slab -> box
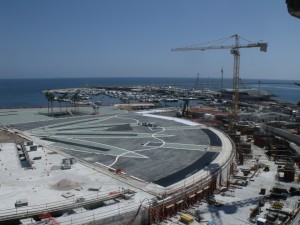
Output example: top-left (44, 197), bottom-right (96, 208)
top-left (0, 107), bottom-right (235, 224)
top-left (12, 112), bottom-right (231, 188)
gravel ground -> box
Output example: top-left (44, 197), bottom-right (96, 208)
top-left (0, 130), bottom-right (26, 143)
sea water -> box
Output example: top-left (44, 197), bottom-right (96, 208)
top-left (0, 77), bottom-right (299, 108)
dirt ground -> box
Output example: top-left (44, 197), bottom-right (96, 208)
top-left (0, 130), bottom-right (26, 143)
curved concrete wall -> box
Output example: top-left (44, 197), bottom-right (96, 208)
top-left (143, 127), bottom-right (236, 224)
top-left (263, 125), bottom-right (300, 146)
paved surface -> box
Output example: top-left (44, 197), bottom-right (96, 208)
top-left (11, 111), bottom-right (225, 187)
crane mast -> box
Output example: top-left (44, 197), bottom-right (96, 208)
top-left (220, 67), bottom-right (224, 97)
top-left (172, 34), bottom-right (267, 125)
top-left (231, 34), bottom-right (240, 124)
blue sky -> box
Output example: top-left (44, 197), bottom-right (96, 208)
top-left (0, 0), bottom-right (299, 80)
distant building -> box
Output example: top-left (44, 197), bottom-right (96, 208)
top-left (222, 88), bottom-right (273, 101)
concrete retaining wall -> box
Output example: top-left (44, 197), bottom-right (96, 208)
top-left (263, 125), bottom-right (300, 146)
top-left (62, 208), bottom-right (147, 225)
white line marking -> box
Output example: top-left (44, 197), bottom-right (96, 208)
top-left (53, 136), bottom-right (148, 159)
top-left (108, 115), bottom-right (166, 167)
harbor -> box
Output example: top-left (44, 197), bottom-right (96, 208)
top-left (42, 83), bottom-right (280, 111)
top-left (42, 85), bottom-right (219, 106)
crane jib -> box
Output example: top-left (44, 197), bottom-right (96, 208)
top-left (171, 43), bottom-right (267, 52)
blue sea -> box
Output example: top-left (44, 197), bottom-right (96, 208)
top-left (0, 77), bottom-right (299, 108)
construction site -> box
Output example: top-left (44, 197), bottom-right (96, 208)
top-left (0, 107), bottom-right (235, 225)
top-left (0, 100), bottom-right (300, 225)
top-left (0, 34), bottom-right (300, 225)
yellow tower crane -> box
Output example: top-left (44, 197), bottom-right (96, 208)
top-left (171, 34), bottom-right (268, 125)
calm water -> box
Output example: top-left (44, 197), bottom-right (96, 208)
top-left (0, 77), bottom-right (299, 108)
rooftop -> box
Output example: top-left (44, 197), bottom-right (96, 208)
top-left (0, 106), bottom-right (234, 224)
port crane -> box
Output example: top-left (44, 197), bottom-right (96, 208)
top-left (172, 34), bottom-right (268, 124)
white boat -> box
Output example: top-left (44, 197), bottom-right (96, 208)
top-left (95, 100), bottom-right (102, 105)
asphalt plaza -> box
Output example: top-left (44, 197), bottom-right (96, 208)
top-left (15, 112), bottom-right (224, 187)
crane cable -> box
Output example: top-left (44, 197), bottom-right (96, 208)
top-left (185, 35), bottom-right (233, 48)
top-left (186, 35), bottom-right (262, 49)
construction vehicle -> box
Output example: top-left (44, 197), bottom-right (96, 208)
top-left (172, 34), bottom-right (268, 125)
top-left (180, 213), bottom-right (194, 224)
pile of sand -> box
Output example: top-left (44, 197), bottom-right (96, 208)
top-left (52, 178), bottom-right (81, 190)
top-left (0, 130), bottom-right (26, 143)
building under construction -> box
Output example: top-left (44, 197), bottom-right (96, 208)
top-left (0, 107), bottom-right (236, 225)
